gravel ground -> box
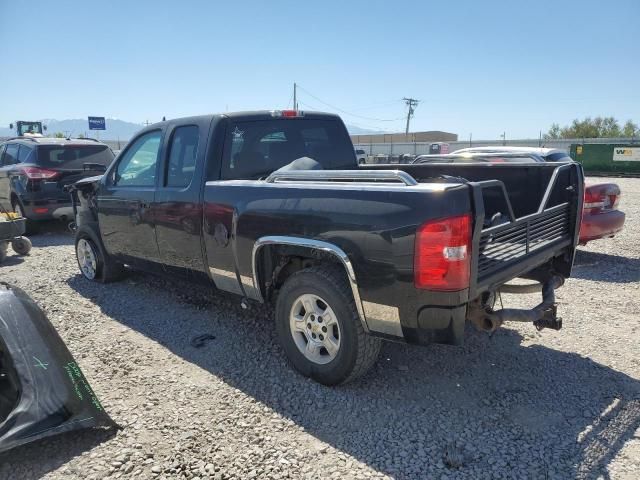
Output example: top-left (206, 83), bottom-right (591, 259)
top-left (1, 176), bottom-right (639, 480)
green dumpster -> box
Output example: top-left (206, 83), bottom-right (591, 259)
top-left (570, 143), bottom-right (640, 175)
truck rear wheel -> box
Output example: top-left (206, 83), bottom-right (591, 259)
top-left (275, 265), bottom-right (381, 385)
top-left (75, 230), bottom-right (125, 283)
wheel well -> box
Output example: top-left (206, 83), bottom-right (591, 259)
top-left (255, 244), bottom-right (347, 303)
top-left (75, 223), bottom-right (103, 249)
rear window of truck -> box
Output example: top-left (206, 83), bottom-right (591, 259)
top-left (221, 119), bottom-right (356, 179)
top-left (37, 145), bottom-right (115, 169)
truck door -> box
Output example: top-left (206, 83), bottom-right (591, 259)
top-left (153, 121), bottom-right (209, 273)
top-left (96, 130), bottom-right (163, 264)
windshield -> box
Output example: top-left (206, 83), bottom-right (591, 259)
top-left (36, 145), bottom-right (114, 169)
top-left (17, 122), bottom-right (43, 136)
top-left (221, 118), bottom-right (356, 179)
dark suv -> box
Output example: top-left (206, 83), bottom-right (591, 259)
top-left (0, 137), bottom-right (114, 230)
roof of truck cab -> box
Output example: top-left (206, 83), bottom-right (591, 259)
top-left (146, 111), bottom-right (341, 129)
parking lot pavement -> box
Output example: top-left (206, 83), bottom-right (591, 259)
top-left (0, 177), bottom-right (638, 480)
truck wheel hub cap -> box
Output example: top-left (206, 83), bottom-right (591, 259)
top-left (290, 294), bottom-right (341, 365)
top-left (76, 239), bottom-right (97, 279)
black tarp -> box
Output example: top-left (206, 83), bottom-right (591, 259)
top-left (0, 283), bottom-right (114, 453)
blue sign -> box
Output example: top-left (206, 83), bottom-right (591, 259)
top-left (88, 116), bottom-right (106, 130)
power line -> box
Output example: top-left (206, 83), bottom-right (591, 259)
top-left (286, 89), bottom-right (294, 109)
top-left (296, 85), bottom-right (405, 122)
top-left (348, 99), bottom-right (407, 112)
top-left (297, 100), bottom-right (391, 132)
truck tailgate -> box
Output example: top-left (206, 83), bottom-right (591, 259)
top-left (368, 162), bottom-right (584, 296)
top-left (470, 182), bottom-right (578, 295)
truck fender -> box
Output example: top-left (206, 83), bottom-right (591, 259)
top-left (251, 236), bottom-right (370, 334)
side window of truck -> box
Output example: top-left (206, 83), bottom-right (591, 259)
top-left (114, 131), bottom-right (162, 187)
top-left (166, 125), bottom-right (199, 187)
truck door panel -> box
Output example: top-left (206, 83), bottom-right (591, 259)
top-left (153, 122), bottom-right (209, 272)
top-left (97, 130), bottom-right (162, 264)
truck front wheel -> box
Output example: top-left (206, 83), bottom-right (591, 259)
top-left (275, 265), bottom-right (381, 385)
top-left (75, 231), bottom-right (125, 283)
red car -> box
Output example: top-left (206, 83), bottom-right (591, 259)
top-left (580, 183), bottom-right (625, 244)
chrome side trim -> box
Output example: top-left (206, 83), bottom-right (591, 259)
top-left (209, 267), bottom-right (243, 295)
top-left (265, 169), bottom-right (418, 186)
top-left (251, 236), bottom-right (371, 333)
top-left (240, 275), bottom-right (259, 298)
top-left (362, 301), bottom-right (403, 338)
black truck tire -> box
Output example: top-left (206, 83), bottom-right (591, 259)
top-left (75, 228), bottom-right (125, 283)
top-left (275, 264), bottom-right (381, 385)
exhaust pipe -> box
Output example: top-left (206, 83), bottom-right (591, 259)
top-left (468, 276), bottom-right (564, 333)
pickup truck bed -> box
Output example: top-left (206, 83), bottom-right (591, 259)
top-left (68, 111), bottom-right (583, 384)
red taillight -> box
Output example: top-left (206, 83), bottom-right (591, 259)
top-left (584, 184), bottom-right (621, 212)
top-left (19, 166), bottom-right (60, 180)
top-left (414, 214), bottom-right (472, 291)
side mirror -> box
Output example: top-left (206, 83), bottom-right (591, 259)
top-left (43, 125), bottom-right (47, 131)
top-left (9, 123), bottom-right (13, 129)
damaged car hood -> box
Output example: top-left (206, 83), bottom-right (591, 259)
top-left (0, 283), bottom-right (113, 453)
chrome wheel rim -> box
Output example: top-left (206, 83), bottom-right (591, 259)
top-left (76, 239), bottom-right (97, 279)
top-left (289, 294), bottom-right (341, 365)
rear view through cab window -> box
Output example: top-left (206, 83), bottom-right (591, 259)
top-left (221, 119), bottom-right (355, 179)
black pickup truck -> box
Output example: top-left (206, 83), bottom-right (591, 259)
top-left (69, 110), bottom-right (584, 385)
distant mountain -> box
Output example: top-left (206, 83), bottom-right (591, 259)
top-left (0, 118), bottom-right (383, 140)
top-left (0, 118), bottom-right (143, 140)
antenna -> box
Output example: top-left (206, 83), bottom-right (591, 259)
top-left (293, 82), bottom-right (298, 110)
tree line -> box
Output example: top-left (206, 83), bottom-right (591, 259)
top-left (544, 117), bottom-right (638, 139)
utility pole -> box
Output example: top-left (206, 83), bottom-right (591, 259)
top-left (293, 82), bottom-right (297, 110)
top-left (403, 97), bottom-right (419, 135)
